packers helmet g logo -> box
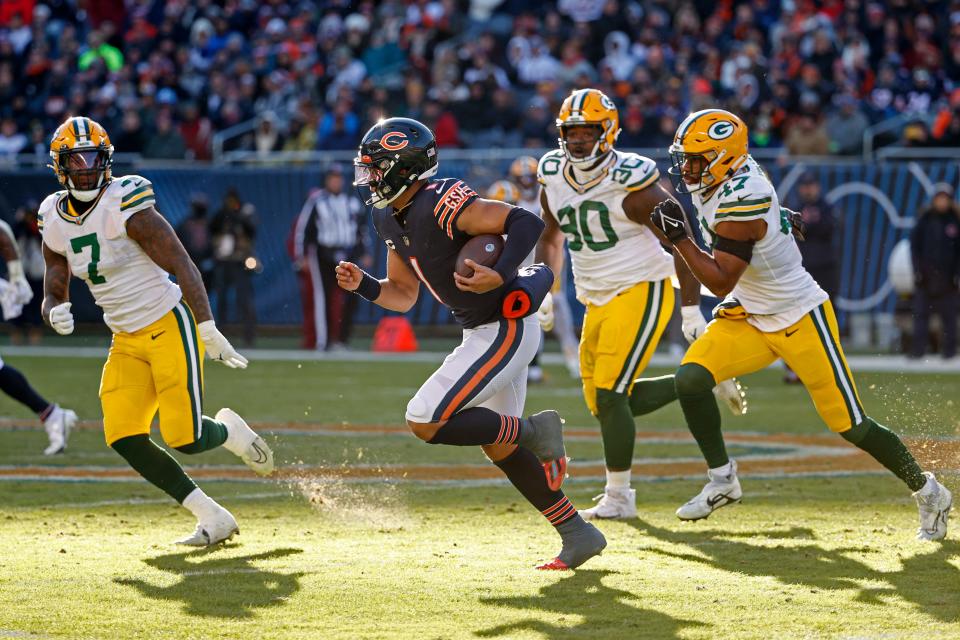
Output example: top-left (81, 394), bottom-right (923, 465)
top-left (707, 121), bottom-right (735, 140)
top-left (380, 132), bottom-right (409, 151)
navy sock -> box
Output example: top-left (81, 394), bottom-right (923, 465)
top-left (494, 446), bottom-right (581, 527)
top-left (427, 407), bottom-right (523, 446)
top-left (0, 365), bottom-right (50, 415)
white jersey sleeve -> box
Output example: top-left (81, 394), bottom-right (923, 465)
top-left (118, 175), bottom-right (157, 219)
top-left (713, 171), bottom-right (775, 224)
top-left (38, 192), bottom-right (67, 255)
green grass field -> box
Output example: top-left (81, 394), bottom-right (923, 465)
top-left (0, 354), bottom-right (958, 639)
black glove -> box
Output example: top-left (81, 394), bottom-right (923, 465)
top-left (651, 200), bottom-right (688, 244)
top-left (784, 207), bottom-right (806, 241)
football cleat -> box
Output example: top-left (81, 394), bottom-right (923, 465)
top-left (536, 520), bottom-right (606, 571)
top-left (43, 405), bottom-right (76, 455)
top-left (713, 378), bottom-right (747, 416)
top-left (677, 459), bottom-right (742, 521)
top-left (914, 472), bottom-right (952, 541)
top-left (581, 487), bottom-right (637, 521)
top-left (175, 505), bottom-right (239, 546)
top-left (217, 408), bottom-right (274, 476)
top-left (522, 410), bottom-right (567, 491)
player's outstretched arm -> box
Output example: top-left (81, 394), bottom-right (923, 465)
top-left (41, 242), bottom-right (73, 334)
top-left (125, 206), bottom-right (213, 323)
top-left (337, 249), bottom-right (419, 312)
top-left (0, 220), bottom-right (19, 263)
top-left (127, 206), bottom-right (247, 368)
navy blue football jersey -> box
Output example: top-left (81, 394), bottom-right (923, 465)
top-left (373, 178), bottom-right (504, 328)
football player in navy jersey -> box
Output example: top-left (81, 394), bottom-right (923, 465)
top-left (337, 117), bottom-right (606, 570)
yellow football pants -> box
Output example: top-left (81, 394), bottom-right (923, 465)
top-left (682, 300), bottom-right (864, 432)
top-left (580, 279), bottom-right (674, 415)
top-left (100, 301), bottom-right (205, 447)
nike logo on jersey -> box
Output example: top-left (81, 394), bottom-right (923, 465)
top-left (151, 331), bottom-right (166, 340)
top-left (785, 328), bottom-right (800, 337)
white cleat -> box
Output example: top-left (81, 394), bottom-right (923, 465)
top-left (43, 405), bottom-right (76, 455)
top-left (217, 408), bottom-right (274, 476)
top-left (714, 378), bottom-right (747, 416)
top-left (914, 472), bottom-right (952, 541)
top-left (175, 505), bottom-right (239, 546)
top-left (677, 459), bottom-right (743, 521)
top-left (581, 487), bottom-right (637, 521)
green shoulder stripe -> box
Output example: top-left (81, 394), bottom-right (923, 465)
top-left (716, 208), bottom-right (769, 219)
top-left (717, 197), bottom-right (772, 210)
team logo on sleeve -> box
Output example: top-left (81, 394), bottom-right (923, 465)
top-left (380, 132), bottom-right (409, 151)
top-left (707, 121), bottom-right (735, 140)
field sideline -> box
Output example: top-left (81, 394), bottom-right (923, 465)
top-left (0, 355), bottom-right (958, 639)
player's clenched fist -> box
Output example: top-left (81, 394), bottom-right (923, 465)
top-left (336, 261), bottom-right (362, 291)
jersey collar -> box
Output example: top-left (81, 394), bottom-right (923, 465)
top-left (563, 152), bottom-right (615, 195)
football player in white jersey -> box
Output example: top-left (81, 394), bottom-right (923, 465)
top-left (646, 108), bottom-right (951, 540)
top-left (537, 89), bottom-right (745, 520)
top-left (0, 219), bottom-right (76, 454)
top-left (39, 116), bottom-right (274, 546)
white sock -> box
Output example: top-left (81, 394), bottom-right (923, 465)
top-left (709, 461), bottom-right (733, 478)
top-left (182, 488), bottom-right (220, 520)
top-left (606, 469), bottom-right (631, 490)
top-left (917, 474), bottom-right (937, 497)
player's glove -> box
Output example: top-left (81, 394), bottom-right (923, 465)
top-left (0, 278), bottom-right (23, 320)
top-left (680, 305), bottom-right (708, 343)
top-left (6, 261), bottom-right (33, 306)
top-left (650, 200), bottom-right (688, 244)
top-left (198, 320), bottom-right (248, 369)
top-left (48, 301), bottom-right (75, 335)
top-left (782, 207), bottom-right (806, 242)
top-left (536, 292), bottom-right (555, 332)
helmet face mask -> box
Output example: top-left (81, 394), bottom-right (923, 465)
top-left (559, 124), bottom-right (605, 165)
top-left (61, 149), bottom-right (111, 193)
top-left (354, 117), bottom-right (438, 209)
top-left (668, 147), bottom-right (719, 194)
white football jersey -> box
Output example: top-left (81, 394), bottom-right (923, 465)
top-left (693, 156), bottom-right (827, 332)
top-left (538, 149), bottom-right (674, 306)
top-left (39, 175), bottom-right (182, 333)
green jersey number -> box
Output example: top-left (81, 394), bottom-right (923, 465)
top-left (720, 176), bottom-right (749, 198)
top-left (70, 233), bottom-right (107, 284)
top-left (778, 207), bottom-right (792, 236)
top-left (556, 200), bottom-right (619, 252)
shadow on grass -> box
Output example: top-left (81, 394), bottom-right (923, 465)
top-left (630, 518), bottom-right (960, 623)
top-left (473, 569), bottom-right (706, 640)
top-left (115, 546), bottom-right (305, 618)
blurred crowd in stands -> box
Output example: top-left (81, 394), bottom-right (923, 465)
top-left (0, 0), bottom-right (959, 162)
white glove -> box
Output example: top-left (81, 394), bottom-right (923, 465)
top-left (0, 278), bottom-right (23, 320)
top-left (48, 301), bottom-right (75, 335)
top-left (7, 261), bottom-right (32, 306)
top-left (680, 305), bottom-right (708, 344)
top-left (536, 292), bottom-right (555, 332)
top-left (713, 378), bottom-right (747, 416)
top-left (198, 320), bottom-right (248, 369)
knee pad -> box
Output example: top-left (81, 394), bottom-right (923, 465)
top-left (674, 363), bottom-right (715, 396)
top-left (405, 394), bottom-right (433, 424)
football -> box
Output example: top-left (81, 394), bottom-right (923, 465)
top-left (455, 234), bottom-right (504, 277)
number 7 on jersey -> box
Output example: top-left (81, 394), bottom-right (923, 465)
top-left (70, 233), bottom-right (107, 284)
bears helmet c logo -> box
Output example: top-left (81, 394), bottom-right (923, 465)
top-left (380, 132), bottom-right (409, 151)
